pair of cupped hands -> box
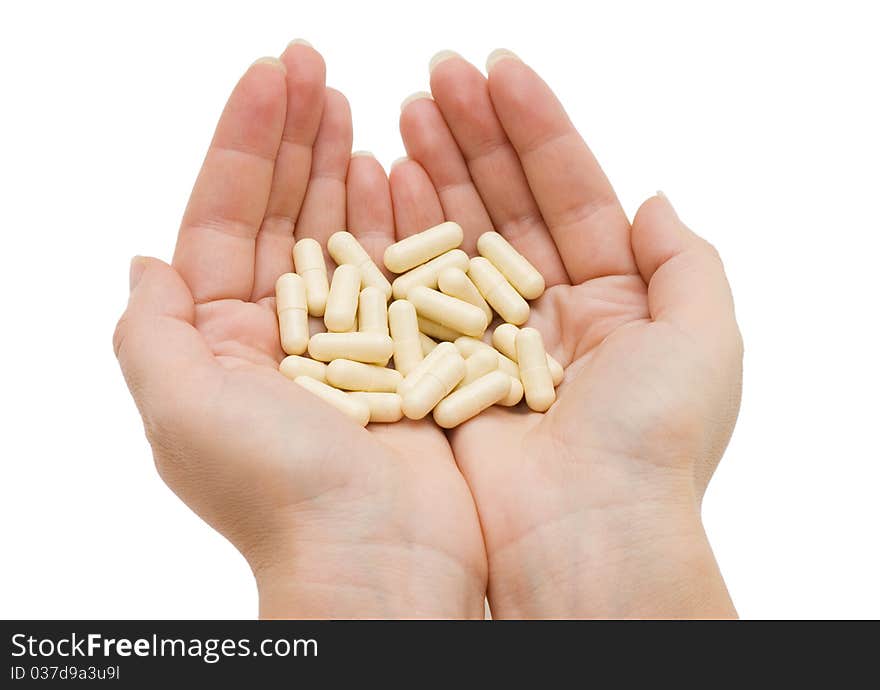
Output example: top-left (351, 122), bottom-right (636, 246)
top-left (113, 42), bottom-right (743, 618)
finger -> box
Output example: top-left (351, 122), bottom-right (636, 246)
top-left (399, 94), bottom-right (493, 255)
top-left (429, 53), bottom-right (567, 285)
top-left (346, 152), bottom-right (394, 269)
top-left (113, 258), bottom-right (217, 423)
top-left (173, 58), bottom-right (287, 303)
top-left (631, 194), bottom-right (741, 354)
top-left (295, 88), bottom-right (352, 266)
top-left (486, 50), bottom-right (638, 283)
top-left (389, 157), bottom-right (445, 239)
top-left (251, 42), bottom-right (327, 301)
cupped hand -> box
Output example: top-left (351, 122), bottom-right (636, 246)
top-left (113, 44), bottom-right (486, 619)
top-left (393, 51), bottom-right (742, 618)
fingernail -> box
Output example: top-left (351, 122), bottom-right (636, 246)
top-left (129, 256), bottom-right (146, 292)
top-left (486, 48), bottom-right (520, 73)
top-left (429, 50), bottom-right (460, 73)
top-left (252, 56), bottom-right (286, 72)
top-left (656, 190), bottom-right (680, 219)
top-left (287, 38), bottom-right (313, 48)
top-left (400, 91), bottom-right (432, 112)
top-left (391, 156), bottom-right (409, 169)
top-left (351, 150), bottom-right (374, 158)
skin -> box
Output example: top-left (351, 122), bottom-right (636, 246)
top-left (115, 45), bottom-right (742, 619)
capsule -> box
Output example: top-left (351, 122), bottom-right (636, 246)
top-left (326, 359), bottom-right (402, 392)
top-left (492, 323), bottom-right (564, 386)
top-left (433, 370), bottom-right (511, 428)
top-left (437, 266), bottom-right (493, 324)
top-left (516, 327), bottom-right (556, 412)
top-left (275, 273), bottom-right (309, 355)
top-left (397, 341), bottom-right (458, 398)
top-left (417, 317), bottom-right (462, 342)
top-left (477, 231), bottom-right (545, 300)
top-left (294, 376), bottom-right (370, 427)
top-left (327, 231), bottom-right (392, 299)
top-left (391, 249), bottom-right (469, 299)
top-left (348, 392), bottom-right (403, 423)
top-left (384, 221), bottom-right (463, 274)
top-left (454, 336), bottom-right (520, 380)
top-left (468, 257), bottom-right (530, 325)
top-left (456, 349), bottom-right (499, 390)
top-left (279, 355), bottom-right (327, 383)
top-left (419, 333), bottom-right (438, 356)
top-left (358, 286), bottom-right (389, 336)
top-left (498, 376), bottom-right (524, 407)
top-left (401, 350), bottom-right (466, 420)
top-left (308, 332), bottom-right (394, 364)
top-left (324, 264), bottom-right (361, 332)
top-left (292, 238), bottom-right (329, 316)
top-left (388, 300), bottom-right (423, 376)
top-left (408, 286), bottom-right (488, 338)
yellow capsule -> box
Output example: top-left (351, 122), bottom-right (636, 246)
top-left (477, 231), bottom-right (545, 300)
top-left (326, 359), bottom-right (402, 392)
top-left (467, 257), bottom-right (530, 325)
top-left (308, 332), bottom-right (394, 364)
top-left (388, 300), bottom-right (423, 376)
top-left (279, 355), bottom-right (327, 383)
top-left (324, 264), bottom-right (361, 332)
top-left (275, 273), bottom-right (309, 355)
top-left (358, 286), bottom-right (389, 336)
top-left (516, 327), bottom-right (556, 412)
top-left (417, 316), bottom-right (462, 342)
top-left (293, 376), bottom-right (370, 427)
top-left (384, 221), bottom-right (463, 273)
top-left (397, 341), bottom-right (458, 399)
top-left (433, 370), bottom-right (511, 428)
top-left (292, 238), bottom-right (329, 316)
top-left (453, 336), bottom-right (520, 380)
top-left (455, 349), bottom-right (499, 390)
top-left (401, 350), bottom-right (466, 420)
top-left (419, 332), bottom-right (438, 356)
top-left (327, 231), bottom-right (392, 299)
top-left (492, 323), bottom-right (564, 386)
top-left (437, 266), bottom-right (493, 324)
top-left (409, 286), bottom-right (488, 338)
top-left (348, 392), bottom-right (403, 423)
top-left (498, 376), bottom-right (524, 407)
top-left (391, 249), bottom-right (469, 299)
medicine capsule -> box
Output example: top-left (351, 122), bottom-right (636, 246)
top-left (418, 317), bottom-right (462, 342)
top-left (292, 237), bottom-right (329, 316)
top-left (498, 376), bottom-right (524, 407)
top-left (275, 273), bottom-right (309, 355)
top-left (324, 264), bottom-right (361, 332)
top-left (516, 327), bottom-right (556, 412)
top-left (327, 231), bottom-right (392, 299)
top-left (454, 336), bottom-right (520, 380)
top-left (468, 257), bottom-right (530, 325)
top-left (391, 249), bottom-right (469, 299)
top-left (492, 323), bottom-right (564, 386)
top-left (308, 332), bottom-right (394, 364)
top-left (433, 371), bottom-right (511, 428)
top-left (419, 333), bottom-right (438, 356)
top-left (388, 300), bottom-right (423, 376)
top-left (358, 286), bottom-right (389, 336)
top-left (326, 359), bottom-right (402, 392)
top-left (437, 266), bottom-right (493, 324)
top-left (402, 350), bottom-right (466, 420)
top-left (409, 286), bottom-right (488, 338)
top-left (397, 341), bottom-right (458, 398)
top-left (279, 355), bottom-right (327, 383)
top-left (294, 375), bottom-right (370, 427)
top-left (477, 231), bottom-right (545, 300)
top-left (384, 221), bottom-right (463, 274)
top-left (456, 349), bottom-right (499, 390)
top-left (348, 392), bottom-right (403, 423)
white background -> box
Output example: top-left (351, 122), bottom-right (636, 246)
top-left (1, 1), bottom-right (877, 619)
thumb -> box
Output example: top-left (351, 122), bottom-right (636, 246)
top-left (631, 193), bottom-right (741, 355)
top-left (113, 257), bottom-right (215, 422)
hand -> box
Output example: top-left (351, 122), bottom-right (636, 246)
top-left (393, 50), bottom-right (742, 618)
top-left (113, 44), bottom-right (486, 619)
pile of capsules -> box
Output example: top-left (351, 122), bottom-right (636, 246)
top-left (276, 221), bottom-right (563, 428)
